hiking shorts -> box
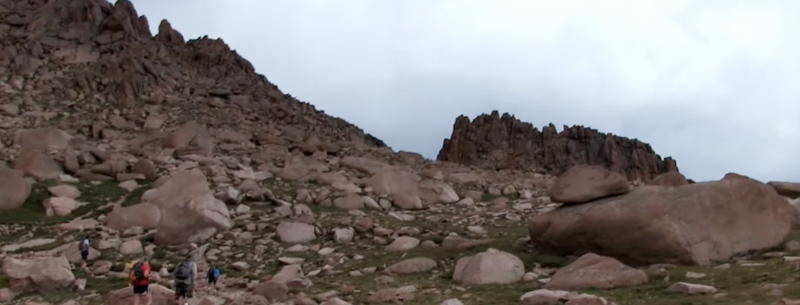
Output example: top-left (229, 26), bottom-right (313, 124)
top-left (80, 250), bottom-right (89, 260)
top-left (208, 275), bottom-right (218, 284)
top-left (175, 282), bottom-right (193, 299)
top-left (133, 285), bottom-right (149, 295)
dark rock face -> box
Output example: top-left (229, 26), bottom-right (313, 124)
top-left (437, 111), bottom-right (678, 181)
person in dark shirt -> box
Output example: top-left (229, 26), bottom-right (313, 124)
top-left (173, 255), bottom-right (197, 305)
top-left (78, 236), bottom-right (90, 273)
top-left (207, 265), bottom-right (221, 291)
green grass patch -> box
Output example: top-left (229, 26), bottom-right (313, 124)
top-left (121, 184), bottom-right (150, 207)
top-left (481, 192), bottom-right (520, 202)
top-left (0, 180), bottom-right (125, 225)
top-left (76, 180), bottom-right (125, 203)
top-left (307, 240), bottom-right (800, 305)
top-left (0, 180), bottom-right (58, 225)
top-left (592, 259), bottom-right (800, 305)
top-left (16, 272), bottom-right (129, 304)
top-left (302, 216), bottom-right (570, 305)
top-left (67, 180), bottom-right (125, 220)
top-left (307, 203), bottom-right (346, 215)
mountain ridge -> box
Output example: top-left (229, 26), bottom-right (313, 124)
top-left (437, 110), bottom-right (678, 181)
top-left (0, 0), bottom-right (386, 155)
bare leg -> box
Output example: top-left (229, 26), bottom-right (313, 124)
top-left (144, 292), bottom-right (152, 305)
top-left (133, 294), bottom-right (139, 305)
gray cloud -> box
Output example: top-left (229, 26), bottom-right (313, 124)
top-left (129, 0), bottom-right (800, 182)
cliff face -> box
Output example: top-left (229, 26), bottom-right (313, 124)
top-left (437, 111), bottom-right (678, 181)
top-left (0, 0), bottom-right (385, 150)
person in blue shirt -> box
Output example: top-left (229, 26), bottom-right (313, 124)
top-left (206, 265), bottom-right (221, 291)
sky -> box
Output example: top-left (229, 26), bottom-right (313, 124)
top-left (128, 0), bottom-right (800, 183)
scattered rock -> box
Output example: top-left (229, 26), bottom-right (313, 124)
top-left (648, 171), bottom-right (689, 186)
top-left (1, 256), bottom-right (75, 293)
top-left (385, 236), bottom-right (420, 252)
top-left (529, 175), bottom-right (794, 266)
top-left (452, 248), bottom-right (525, 285)
top-left (0, 167), bottom-right (31, 211)
top-left (385, 257), bottom-right (437, 274)
top-left (118, 240), bottom-right (144, 255)
top-left (277, 222), bottom-right (317, 243)
top-left (667, 282), bottom-right (718, 295)
top-left (545, 253), bottom-right (648, 290)
top-left (47, 185), bottom-right (81, 199)
top-left (548, 165), bottom-right (631, 204)
top-left (42, 197), bottom-right (82, 217)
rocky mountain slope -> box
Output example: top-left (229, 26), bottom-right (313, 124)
top-left (437, 111), bottom-right (678, 181)
top-left (0, 0), bottom-right (385, 159)
top-left (2, 1), bottom-right (800, 305)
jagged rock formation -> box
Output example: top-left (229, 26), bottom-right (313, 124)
top-left (0, 0), bottom-right (385, 153)
top-left (437, 111), bottom-right (678, 181)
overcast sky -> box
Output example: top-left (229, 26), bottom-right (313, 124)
top-left (129, 0), bottom-right (800, 183)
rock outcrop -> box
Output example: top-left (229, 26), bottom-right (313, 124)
top-left (104, 168), bottom-right (232, 246)
top-left (547, 165), bottom-right (630, 204)
top-left (528, 173), bottom-right (795, 266)
top-left (1, 256), bottom-right (75, 293)
top-left (0, 0), bottom-right (385, 159)
top-left (452, 248), bottom-right (525, 285)
top-left (768, 181), bottom-right (800, 199)
top-left (5, 1), bottom-right (795, 305)
top-left (437, 111), bottom-right (678, 181)
top-left (0, 166), bottom-right (31, 211)
top-left (648, 171), bottom-right (689, 186)
top-left (544, 253), bottom-right (648, 290)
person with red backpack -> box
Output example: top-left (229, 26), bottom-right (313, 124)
top-left (129, 256), bottom-right (152, 305)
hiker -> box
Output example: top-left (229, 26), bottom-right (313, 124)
top-left (206, 265), bottom-right (220, 291)
top-left (78, 236), bottom-right (90, 273)
top-left (173, 254), bottom-right (197, 305)
top-left (129, 256), bottom-right (152, 305)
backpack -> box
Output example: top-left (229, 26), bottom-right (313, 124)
top-left (130, 262), bottom-right (145, 282)
top-left (174, 260), bottom-right (192, 281)
top-left (211, 267), bottom-right (220, 278)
